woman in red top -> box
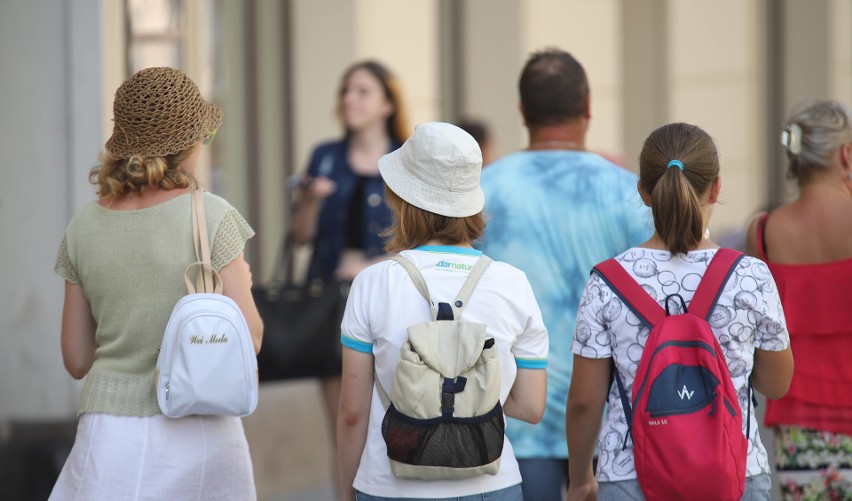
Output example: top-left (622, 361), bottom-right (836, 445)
top-left (746, 98), bottom-right (852, 500)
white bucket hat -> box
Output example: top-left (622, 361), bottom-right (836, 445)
top-left (379, 122), bottom-right (484, 217)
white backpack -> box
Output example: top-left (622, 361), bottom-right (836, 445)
top-left (155, 189), bottom-right (259, 418)
top-left (377, 255), bottom-right (503, 480)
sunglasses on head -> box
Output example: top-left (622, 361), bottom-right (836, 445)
top-left (203, 128), bottom-right (218, 146)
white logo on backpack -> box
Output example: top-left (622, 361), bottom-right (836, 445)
top-left (678, 385), bottom-right (694, 400)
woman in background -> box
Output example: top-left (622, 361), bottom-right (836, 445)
top-left (290, 60), bottom-right (409, 282)
top-left (567, 122), bottom-right (793, 501)
top-left (746, 98), bottom-right (852, 500)
top-left (51, 67), bottom-right (262, 500)
top-left (288, 60), bottom-right (409, 497)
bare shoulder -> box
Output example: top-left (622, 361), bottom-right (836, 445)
top-left (744, 211), bottom-right (767, 258)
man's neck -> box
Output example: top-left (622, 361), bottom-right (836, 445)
top-left (527, 121), bottom-right (587, 151)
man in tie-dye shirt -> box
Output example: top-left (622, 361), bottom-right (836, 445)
top-left (478, 48), bottom-right (651, 501)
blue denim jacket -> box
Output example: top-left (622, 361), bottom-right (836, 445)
top-left (306, 138), bottom-right (398, 280)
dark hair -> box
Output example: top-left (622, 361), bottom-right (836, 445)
top-left (519, 48), bottom-right (589, 126)
top-left (382, 187), bottom-right (486, 253)
top-left (456, 119), bottom-right (489, 146)
top-left (639, 123), bottom-right (720, 255)
top-left (337, 60), bottom-right (410, 144)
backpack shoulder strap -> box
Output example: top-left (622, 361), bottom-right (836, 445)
top-left (185, 188), bottom-right (222, 295)
top-left (391, 255), bottom-right (437, 318)
top-left (392, 254), bottom-right (493, 320)
top-left (689, 248), bottom-right (744, 320)
top-left (593, 258), bottom-right (665, 328)
top-left (451, 256), bottom-right (492, 318)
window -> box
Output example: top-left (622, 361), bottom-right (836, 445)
top-left (126, 0), bottom-right (183, 74)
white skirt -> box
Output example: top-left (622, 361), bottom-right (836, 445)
top-left (49, 412), bottom-right (257, 501)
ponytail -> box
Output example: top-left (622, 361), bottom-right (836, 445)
top-left (639, 123), bottom-right (719, 255)
top-left (650, 167), bottom-right (703, 254)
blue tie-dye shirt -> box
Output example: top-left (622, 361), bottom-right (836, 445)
top-left (478, 150), bottom-right (652, 458)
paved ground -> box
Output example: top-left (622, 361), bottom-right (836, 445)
top-left (244, 379), bottom-right (337, 501)
top-left (267, 483), bottom-right (336, 501)
top-left (248, 381), bottom-right (780, 501)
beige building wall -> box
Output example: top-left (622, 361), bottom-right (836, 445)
top-left (459, 0), bottom-right (525, 159)
top-left (668, 0), bottom-right (767, 236)
top-left (524, 0), bottom-right (625, 158)
top-left (355, 0), bottom-right (441, 129)
top-left (291, 0), bottom-right (356, 177)
top-left (829, 0), bottom-right (852, 107)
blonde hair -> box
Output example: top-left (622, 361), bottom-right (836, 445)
top-left (783, 98), bottom-right (852, 183)
top-left (639, 123), bottom-right (720, 255)
top-left (382, 187), bottom-right (485, 253)
top-left (89, 146), bottom-right (197, 199)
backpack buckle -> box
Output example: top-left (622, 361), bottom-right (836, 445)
top-left (441, 377), bottom-right (468, 418)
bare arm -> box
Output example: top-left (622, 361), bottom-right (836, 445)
top-left (752, 347), bottom-right (794, 399)
top-left (219, 252), bottom-right (263, 354)
top-left (566, 355), bottom-right (611, 501)
top-left (289, 177), bottom-right (336, 245)
top-left (337, 347), bottom-right (374, 501)
top-left (503, 368), bottom-right (547, 424)
top-left (61, 281), bottom-right (97, 379)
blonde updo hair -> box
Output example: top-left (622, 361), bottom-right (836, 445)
top-left (89, 146), bottom-right (197, 199)
top-left (639, 123), bottom-right (720, 255)
top-left (782, 98), bottom-right (852, 183)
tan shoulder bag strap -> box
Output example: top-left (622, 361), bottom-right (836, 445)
top-left (184, 188), bottom-right (223, 294)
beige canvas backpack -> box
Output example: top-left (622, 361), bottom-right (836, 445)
top-left (377, 255), bottom-right (503, 480)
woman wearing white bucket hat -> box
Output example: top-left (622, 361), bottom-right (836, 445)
top-left (337, 122), bottom-right (549, 501)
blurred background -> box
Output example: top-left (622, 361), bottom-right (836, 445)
top-left (1, 0), bottom-right (850, 499)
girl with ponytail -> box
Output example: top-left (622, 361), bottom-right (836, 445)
top-left (565, 123), bottom-right (793, 501)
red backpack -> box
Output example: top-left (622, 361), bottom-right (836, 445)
top-left (593, 249), bottom-right (749, 501)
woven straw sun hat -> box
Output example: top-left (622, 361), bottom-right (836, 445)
top-left (378, 122), bottom-right (484, 218)
top-left (105, 67), bottom-right (223, 158)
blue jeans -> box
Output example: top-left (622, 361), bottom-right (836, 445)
top-left (517, 458), bottom-right (568, 501)
top-left (597, 473), bottom-right (772, 501)
top-left (354, 483), bottom-right (523, 501)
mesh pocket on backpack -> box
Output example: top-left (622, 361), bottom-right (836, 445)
top-left (382, 402), bottom-right (504, 469)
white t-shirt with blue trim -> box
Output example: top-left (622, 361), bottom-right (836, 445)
top-left (341, 246), bottom-right (549, 498)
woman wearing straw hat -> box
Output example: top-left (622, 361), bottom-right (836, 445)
top-left (50, 67), bottom-right (262, 500)
top-left (336, 122), bottom-right (548, 501)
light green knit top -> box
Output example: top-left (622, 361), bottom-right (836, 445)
top-left (54, 192), bottom-right (254, 416)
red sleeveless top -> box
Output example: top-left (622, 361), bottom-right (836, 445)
top-left (757, 212), bottom-right (852, 435)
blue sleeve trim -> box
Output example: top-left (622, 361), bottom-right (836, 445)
top-left (515, 357), bottom-right (548, 370)
top-left (341, 333), bottom-right (373, 354)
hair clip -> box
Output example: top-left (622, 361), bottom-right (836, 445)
top-left (781, 123), bottom-right (802, 155)
top-left (667, 159), bottom-right (684, 171)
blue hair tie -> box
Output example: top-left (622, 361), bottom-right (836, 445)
top-left (667, 159), bottom-right (684, 171)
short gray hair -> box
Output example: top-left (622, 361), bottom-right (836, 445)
top-left (783, 99), bottom-right (852, 181)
